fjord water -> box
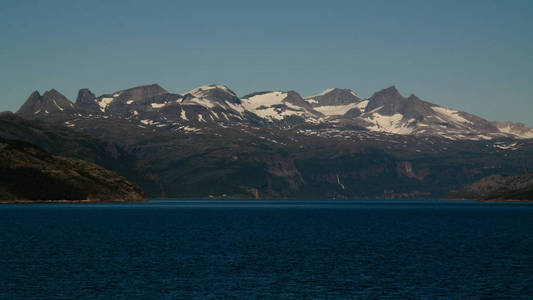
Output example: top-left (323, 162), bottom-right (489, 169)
top-left (1, 200), bottom-right (532, 298)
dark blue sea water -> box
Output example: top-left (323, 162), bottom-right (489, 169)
top-left (1, 200), bottom-right (532, 299)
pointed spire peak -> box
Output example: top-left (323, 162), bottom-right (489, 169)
top-left (384, 85), bottom-right (399, 93)
top-left (372, 85), bottom-right (403, 99)
top-left (23, 91), bottom-right (43, 105)
top-left (29, 90), bottom-right (41, 98)
top-left (42, 89), bottom-right (67, 99)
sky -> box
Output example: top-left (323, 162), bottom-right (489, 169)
top-left (1, 0), bottom-right (532, 125)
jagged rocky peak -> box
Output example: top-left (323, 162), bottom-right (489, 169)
top-left (43, 89), bottom-right (75, 110)
top-left (399, 94), bottom-right (437, 120)
top-left (364, 86), bottom-right (440, 120)
top-left (365, 85), bottom-right (405, 115)
top-left (188, 84), bottom-right (241, 104)
top-left (27, 90), bottom-right (41, 102)
top-left (306, 88), bottom-right (362, 106)
top-left (17, 89), bottom-right (75, 118)
top-left (42, 88), bottom-right (65, 99)
top-left (16, 91), bottom-right (42, 115)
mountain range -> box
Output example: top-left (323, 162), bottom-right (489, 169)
top-left (16, 84), bottom-right (533, 139)
top-left (6, 83), bottom-right (533, 199)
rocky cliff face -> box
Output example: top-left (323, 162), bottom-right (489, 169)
top-left (0, 112), bottom-right (161, 196)
top-left (449, 173), bottom-right (533, 201)
top-left (0, 139), bottom-right (145, 202)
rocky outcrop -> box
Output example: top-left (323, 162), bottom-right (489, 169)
top-left (449, 173), bottom-right (533, 201)
top-left (75, 88), bottom-right (100, 112)
top-left (0, 139), bottom-right (145, 203)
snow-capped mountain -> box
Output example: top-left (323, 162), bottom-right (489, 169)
top-left (16, 83), bottom-right (533, 140)
top-left (305, 88), bottom-right (367, 117)
top-left (352, 86), bottom-right (503, 139)
top-left (8, 84), bottom-right (533, 200)
top-left (240, 91), bottom-right (323, 125)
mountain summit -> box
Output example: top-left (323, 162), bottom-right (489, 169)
top-left (17, 89), bottom-right (76, 119)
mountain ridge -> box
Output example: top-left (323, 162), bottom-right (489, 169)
top-left (16, 83), bottom-right (532, 140)
top-left (6, 93), bottom-right (533, 199)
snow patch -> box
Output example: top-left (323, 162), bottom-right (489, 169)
top-left (314, 103), bottom-right (359, 116)
top-left (284, 102), bottom-right (305, 111)
top-left (151, 103), bottom-right (166, 108)
top-left (52, 100), bottom-right (64, 111)
top-left (187, 85), bottom-right (233, 96)
top-left (183, 97), bottom-right (216, 108)
top-left (356, 100), bottom-right (369, 111)
top-left (308, 88), bottom-right (335, 98)
top-left (226, 101), bottom-right (245, 114)
top-left (365, 113), bottom-right (414, 134)
top-left (180, 110), bottom-right (188, 121)
top-left (140, 119), bottom-right (158, 126)
top-left (178, 126), bottom-right (201, 133)
top-left (98, 97), bottom-right (114, 112)
top-left (496, 124), bottom-right (533, 139)
top-left (431, 106), bottom-right (473, 125)
top-left (242, 92), bottom-right (287, 108)
top-left (242, 92), bottom-right (291, 120)
top-left (493, 142), bottom-right (518, 150)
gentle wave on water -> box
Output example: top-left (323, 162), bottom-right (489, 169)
top-left (1, 200), bottom-right (532, 298)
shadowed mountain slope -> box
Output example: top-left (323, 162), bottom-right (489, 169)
top-left (0, 138), bottom-right (145, 202)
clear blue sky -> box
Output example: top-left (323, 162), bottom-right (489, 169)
top-left (1, 0), bottom-right (532, 124)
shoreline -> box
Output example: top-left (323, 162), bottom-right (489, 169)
top-left (2, 198), bottom-right (532, 204)
top-left (0, 199), bottom-right (147, 204)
